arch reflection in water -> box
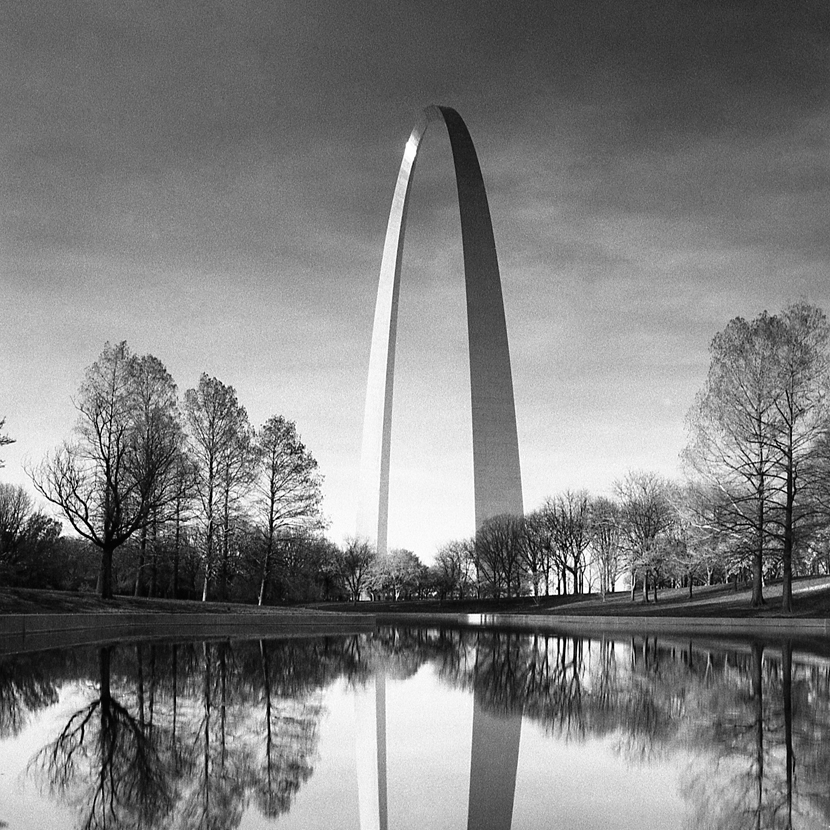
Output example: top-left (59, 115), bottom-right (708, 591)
top-left (467, 695), bottom-right (522, 830)
top-left (355, 636), bottom-right (523, 830)
top-left (355, 668), bottom-right (388, 830)
top-left (5, 629), bottom-right (830, 828)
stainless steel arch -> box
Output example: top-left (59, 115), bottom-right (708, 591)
top-left (358, 105), bottom-right (523, 555)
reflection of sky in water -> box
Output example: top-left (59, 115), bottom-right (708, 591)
top-left (0, 632), bottom-right (823, 829)
top-left (0, 685), bottom-right (89, 830)
top-left (244, 678), bottom-right (358, 830)
top-left (514, 727), bottom-right (688, 829)
top-left (245, 664), bottom-right (689, 830)
top-left (268, 668), bottom-right (475, 830)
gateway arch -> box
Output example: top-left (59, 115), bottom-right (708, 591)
top-left (358, 105), bottom-right (523, 554)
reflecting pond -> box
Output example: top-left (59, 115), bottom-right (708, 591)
top-left (1, 626), bottom-right (829, 829)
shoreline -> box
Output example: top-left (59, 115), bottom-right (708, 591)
top-left (2, 604), bottom-right (829, 657)
top-left (1, 576), bottom-right (828, 653)
top-left (0, 609), bottom-right (376, 656)
top-left (375, 610), bottom-right (830, 637)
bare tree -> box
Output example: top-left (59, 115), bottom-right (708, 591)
top-left (521, 512), bottom-right (554, 599)
top-left (130, 354), bottom-right (185, 597)
top-left (370, 548), bottom-right (424, 600)
top-left (685, 305), bottom-right (830, 609)
top-left (0, 483), bottom-right (31, 555)
top-left (766, 302), bottom-right (830, 612)
top-left (184, 374), bottom-right (252, 602)
top-left (216, 414), bottom-right (255, 601)
top-left (0, 417), bottom-right (14, 468)
top-left (163, 451), bottom-right (198, 599)
top-left (30, 342), bottom-right (181, 598)
top-left (431, 539), bottom-right (475, 599)
top-left (0, 483), bottom-right (62, 584)
top-left (590, 496), bottom-right (623, 600)
top-left (683, 314), bottom-right (783, 606)
top-left (253, 415), bottom-right (323, 605)
top-left (527, 502), bottom-right (566, 594)
top-left (335, 537), bottom-right (376, 601)
top-left (615, 471), bottom-right (677, 603)
top-left (473, 514), bottom-right (526, 598)
top-left (550, 491), bottom-right (593, 595)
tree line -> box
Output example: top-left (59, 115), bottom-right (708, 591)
top-left (3, 342), bottom-right (479, 604)
top-left (3, 300), bottom-right (829, 608)
top-left (340, 474), bottom-right (685, 605)
top-left (2, 341), bottom-right (332, 602)
top-left (340, 301), bottom-right (830, 610)
top-left (426, 301), bottom-right (830, 610)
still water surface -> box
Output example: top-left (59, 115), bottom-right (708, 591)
top-left (0, 626), bottom-right (827, 829)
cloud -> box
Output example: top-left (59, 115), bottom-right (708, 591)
top-left (3, 0), bottom-right (830, 555)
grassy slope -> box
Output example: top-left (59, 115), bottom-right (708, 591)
top-left (1, 575), bottom-right (829, 617)
top-left (0, 587), bottom-right (313, 615)
top-left (314, 575), bottom-right (830, 618)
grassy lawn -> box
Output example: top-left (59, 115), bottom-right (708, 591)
top-left (2, 575), bottom-right (830, 617)
top-left (314, 575), bottom-right (830, 618)
top-left (0, 587), bottom-right (314, 615)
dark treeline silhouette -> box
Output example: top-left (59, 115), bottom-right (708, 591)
top-left (16, 342), bottom-right (327, 602)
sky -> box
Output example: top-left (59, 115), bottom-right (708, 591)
top-left (2, 0), bottom-right (830, 561)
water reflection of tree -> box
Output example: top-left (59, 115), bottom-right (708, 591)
top-left (18, 628), bottom-right (830, 829)
top-left (175, 642), bottom-right (245, 830)
top-left (28, 636), bottom-right (368, 830)
top-left (33, 646), bottom-right (173, 830)
top-left (253, 640), bottom-right (321, 818)
top-left (382, 626), bottom-right (477, 691)
top-left (374, 625), bottom-right (830, 828)
top-left (680, 641), bottom-right (830, 830)
top-left (527, 635), bottom-right (590, 740)
top-left (0, 653), bottom-right (60, 737)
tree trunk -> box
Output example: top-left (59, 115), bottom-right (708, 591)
top-left (220, 519), bottom-right (229, 602)
top-left (259, 531), bottom-right (275, 607)
top-left (134, 524), bottom-right (147, 597)
top-left (782, 449), bottom-right (795, 613)
top-left (202, 513), bottom-right (215, 602)
top-left (149, 519), bottom-right (159, 598)
top-left (100, 544), bottom-right (114, 599)
top-left (258, 547), bottom-right (270, 606)
top-left (751, 471), bottom-right (765, 607)
top-left (172, 511), bottom-right (181, 600)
